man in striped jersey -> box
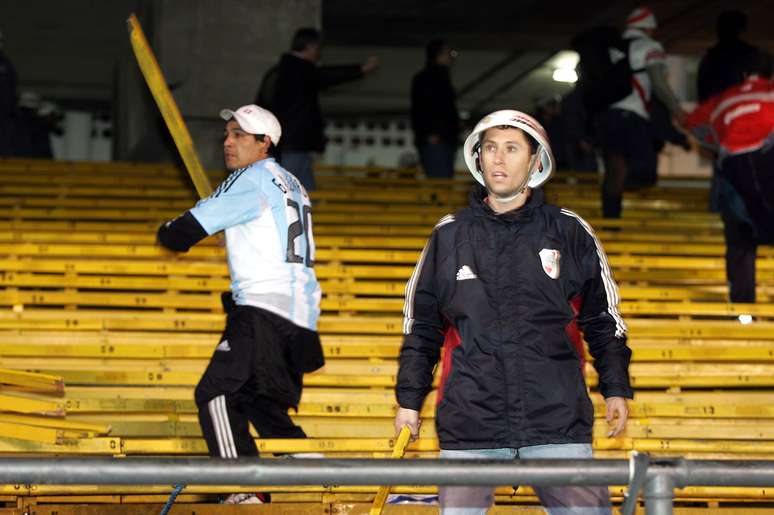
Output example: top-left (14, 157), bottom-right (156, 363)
top-left (157, 104), bottom-right (323, 504)
top-left (394, 110), bottom-right (632, 514)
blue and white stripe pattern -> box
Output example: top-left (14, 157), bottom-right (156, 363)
top-left (190, 158), bottom-right (321, 330)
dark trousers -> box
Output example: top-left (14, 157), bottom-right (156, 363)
top-left (596, 109), bottom-right (657, 218)
top-left (194, 306), bottom-right (307, 458)
top-left (722, 208), bottom-right (757, 303)
top-left (280, 151), bottom-right (315, 191)
top-left (718, 145), bottom-right (774, 303)
top-left (418, 141), bottom-right (456, 179)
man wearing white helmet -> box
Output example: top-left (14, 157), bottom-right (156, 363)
top-left (598, 5), bottom-right (686, 218)
top-left (395, 110), bottom-right (632, 513)
top-left (157, 104), bottom-right (323, 504)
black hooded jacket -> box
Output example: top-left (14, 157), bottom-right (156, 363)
top-left (410, 64), bottom-right (459, 147)
top-left (260, 53), bottom-right (363, 153)
top-left (396, 187), bottom-right (633, 449)
top-left (697, 38), bottom-right (759, 102)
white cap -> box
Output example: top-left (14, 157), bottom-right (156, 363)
top-left (626, 6), bottom-right (657, 30)
top-left (220, 104), bottom-right (282, 145)
top-left (462, 109), bottom-right (555, 189)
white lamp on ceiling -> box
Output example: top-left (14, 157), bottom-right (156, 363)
top-left (551, 50), bottom-right (579, 84)
top-left (552, 67), bottom-right (578, 83)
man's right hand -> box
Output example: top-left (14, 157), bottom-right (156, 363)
top-left (361, 56), bottom-right (380, 74)
top-left (673, 109), bottom-right (688, 128)
top-left (394, 407), bottom-right (421, 441)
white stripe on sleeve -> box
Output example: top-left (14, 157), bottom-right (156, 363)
top-left (402, 215), bottom-right (455, 335)
top-left (561, 209), bottom-right (627, 338)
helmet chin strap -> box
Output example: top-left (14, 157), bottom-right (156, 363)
top-left (490, 186), bottom-right (527, 203)
top-left (488, 152), bottom-right (539, 204)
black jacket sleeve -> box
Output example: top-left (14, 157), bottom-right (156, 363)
top-left (395, 229), bottom-right (445, 411)
top-left (571, 217), bottom-right (633, 399)
top-left (157, 211), bottom-right (208, 253)
top-left (317, 64), bottom-right (363, 90)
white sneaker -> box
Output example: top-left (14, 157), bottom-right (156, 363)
top-left (738, 314), bottom-right (754, 325)
top-left (222, 493), bottom-right (266, 504)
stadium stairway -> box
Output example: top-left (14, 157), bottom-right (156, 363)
top-left (0, 158), bottom-right (773, 513)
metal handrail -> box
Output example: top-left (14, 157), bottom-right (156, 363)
top-left (2, 458), bottom-right (774, 515)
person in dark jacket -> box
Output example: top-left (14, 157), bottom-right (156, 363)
top-left (697, 10), bottom-right (759, 103)
top-left (0, 30), bottom-right (18, 156)
top-left (697, 10), bottom-right (760, 213)
top-left (686, 53), bottom-right (774, 310)
top-left (411, 39), bottom-right (460, 179)
top-left (394, 110), bottom-right (632, 514)
top-left (257, 28), bottom-right (378, 191)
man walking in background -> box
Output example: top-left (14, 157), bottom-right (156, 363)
top-left (595, 6), bottom-right (685, 218)
top-left (0, 30), bottom-right (18, 156)
top-left (258, 28), bottom-right (379, 191)
top-left (411, 39), bottom-right (460, 179)
top-left (697, 10), bottom-right (760, 214)
top-left (685, 52), bottom-right (774, 309)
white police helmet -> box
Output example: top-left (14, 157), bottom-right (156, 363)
top-left (462, 109), bottom-right (555, 189)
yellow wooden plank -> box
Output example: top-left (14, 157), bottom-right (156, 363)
top-left (621, 301), bottom-right (774, 317)
top-left (0, 290), bottom-right (222, 311)
top-left (0, 414), bottom-right (108, 434)
top-left (53, 386), bottom-right (774, 420)
top-left (0, 196), bottom-right (723, 224)
top-left (0, 332), bottom-right (401, 359)
top-left (0, 205), bottom-right (725, 229)
top-left (0, 437), bottom-right (120, 454)
top-left (2, 483), bottom-right (773, 503)
top-left (128, 12), bottom-right (212, 199)
top-left (0, 183), bottom-right (192, 199)
top-left (0, 171), bottom-right (182, 187)
top-left (631, 341), bottom-right (774, 361)
top-left (0, 197), bottom-right (194, 210)
top-left (1, 309), bottom-right (773, 337)
top-left (626, 319), bottom-right (774, 338)
top-left (62, 396), bottom-right (191, 413)
top-left (65, 411), bottom-right (774, 441)
top-left (0, 258), bottom-right (418, 280)
top-left (0, 393), bottom-right (64, 416)
top-left (0, 257), bottom-right (228, 277)
top-left (0, 273), bottom-right (769, 304)
top-left (3, 218), bottom-right (728, 241)
top-left (5, 354), bottom-right (774, 389)
top-left (0, 368), bottom-right (63, 392)
top-left (0, 420), bottom-right (61, 443)
top-left (0, 270), bottom-right (230, 291)
top-left (0, 290), bottom-right (408, 313)
top-left (0, 157), bottom-right (183, 176)
top-left (629, 438), bottom-right (774, 454)
top-left (4, 256), bottom-right (772, 285)
top-left (121, 437), bottom-right (439, 455)
top-left (10, 291), bottom-right (774, 318)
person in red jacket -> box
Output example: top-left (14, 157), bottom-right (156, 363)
top-left (684, 51), bottom-right (774, 306)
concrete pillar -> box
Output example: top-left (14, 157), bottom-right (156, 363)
top-left (116, 0), bottom-right (320, 170)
